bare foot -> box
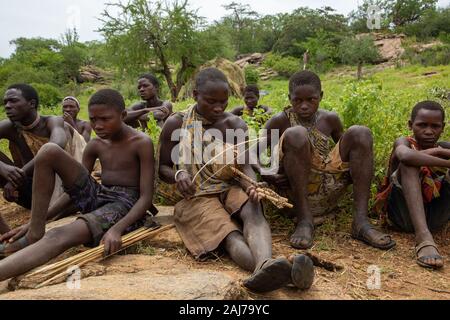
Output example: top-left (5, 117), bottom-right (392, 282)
top-left (290, 220), bottom-right (314, 249)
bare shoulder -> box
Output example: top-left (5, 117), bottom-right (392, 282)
top-left (393, 136), bottom-right (411, 149)
top-left (163, 113), bottom-right (183, 131)
top-left (225, 112), bottom-right (247, 130)
top-left (0, 119), bottom-right (15, 137)
top-left (265, 111), bottom-right (288, 130)
top-left (45, 115), bottom-right (65, 128)
top-left (321, 109), bottom-right (341, 124)
top-left (162, 100), bottom-right (173, 110)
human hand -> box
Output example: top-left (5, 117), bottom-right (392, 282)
top-left (175, 171), bottom-right (196, 200)
top-left (3, 182), bottom-right (19, 202)
top-left (101, 228), bottom-right (123, 257)
top-left (0, 223), bottom-right (29, 243)
top-left (0, 164), bottom-right (25, 188)
top-left (245, 185), bottom-right (261, 203)
top-left (63, 112), bottom-right (76, 127)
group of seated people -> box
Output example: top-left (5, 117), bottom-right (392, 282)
top-left (0, 68), bottom-right (447, 294)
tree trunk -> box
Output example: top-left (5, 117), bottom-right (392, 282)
top-left (357, 62), bottom-right (363, 80)
top-left (175, 55), bottom-right (194, 102)
top-left (153, 42), bottom-right (178, 102)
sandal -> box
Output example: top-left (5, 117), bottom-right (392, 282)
top-left (0, 236), bottom-right (30, 259)
top-left (352, 223), bottom-right (396, 250)
top-left (415, 240), bottom-right (444, 269)
top-left (291, 254), bottom-right (315, 290)
top-left (243, 257), bottom-right (292, 293)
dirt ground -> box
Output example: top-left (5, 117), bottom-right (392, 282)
top-left (0, 198), bottom-right (448, 300)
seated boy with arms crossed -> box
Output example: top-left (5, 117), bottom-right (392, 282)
top-left (375, 101), bottom-right (450, 269)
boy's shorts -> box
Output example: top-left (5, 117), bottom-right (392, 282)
top-left (386, 175), bottom-right (450, 233)
top-left (64, 168), bottom-right (147, 247)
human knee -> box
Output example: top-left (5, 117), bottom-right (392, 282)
top-left (346, 125), bottom-right (373, 147)
top-left (240, 205), bottom-right (265, 224)
top-left (283, 126), bottom-right (309, 151)
top-left (43, 227), bottom-right (66, 243)
top-left (36, 143), bottom-right (64, 163)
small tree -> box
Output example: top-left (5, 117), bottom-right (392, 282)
top-left (339, 36), bottom-right (380, 80)
top-left (99, 0), bottom-right (209, 101)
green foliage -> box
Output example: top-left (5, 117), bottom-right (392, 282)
top-left (241, 107), bottom-right (271, 133)
top-left (400, 7), bottom-right (450, 39)
top-left (403, 44), bottom-right (450, 66)
top-left (145, 113), bottom-right (162, 150)
top-left (349, 0), bottom-right (438, 32)
top-left (339, 36), bottom-right (381, 66)
top-left (244, 65), bottom-right (260, 84)
top-left (99, 0), bottom-right (230, 100)
top-left (273, 7), bottom-right (349, 57)
top-left (31, 83), bottom-right (63, 108)
top-left (295, 30), bottom-right (344, 74)
top-left (263, 53), bottom-right (300, 78)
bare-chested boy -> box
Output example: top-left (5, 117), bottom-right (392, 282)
top-left (0, 84), bottom-right (85, 234)
top-left (159, 68), bottom-right (314, 293)
top-left (375, 101), bottom-right (449, 269)
top-left (0, 89), bottom-right (155, 279)
top-left (125, 74), bottom-right (173, 129)
top-left (62, 96), bottom-right (92, 142)
top-left (255, 71), bottom-right (396, 250)
top-left (230, 84), bottom-right (273, 119)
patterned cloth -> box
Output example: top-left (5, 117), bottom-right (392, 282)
top-left (177, 105), bottom-right (239, 197)
top-left (8, 122), bottom-right (86, 206)
top-left (374, 137), bottom-right (450, 225)
top-left (276, 108), bottom-right (350, 217)
top-left (65, 168), bottom-right (146, 247)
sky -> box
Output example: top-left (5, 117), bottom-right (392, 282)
top-left (0, 0), bottom-right (449, 58)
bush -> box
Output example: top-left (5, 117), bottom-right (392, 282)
top-left (263, 53), bottom-right (300, 78)
top-left (244, 65), bottom-right (260, 85)
top-left (31, 83), bottom-right (63, 108)
top-left (403, 44), bottom-right (450, 66)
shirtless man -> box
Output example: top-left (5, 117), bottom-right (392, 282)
top-left (62, 96), bottom-right (92, 142)
top-left (0, 84), bottom-right (69, 234)
top-left (255, 71), bottom-right (395, 250)
top-left (125, 74), bottom-right (173, 129)
top-left (0, 89), bottom-right (155, 280)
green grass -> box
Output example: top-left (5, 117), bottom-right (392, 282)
top-left (1, 64), bottom-right (449, 171)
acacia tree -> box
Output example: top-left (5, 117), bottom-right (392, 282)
top-left (99, 0), bottom-right (209, 101)
top-left (339, 36), bottom-right (380, 80)
top-left (221, 2), bottom-right (260, 54)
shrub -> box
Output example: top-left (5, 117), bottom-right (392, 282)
top-left (31, 83), bottom-right (63, 108)
top-left (263, 53), bottom-right (301, 77)
top-left (244, 65), bottom-right (260, 85)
